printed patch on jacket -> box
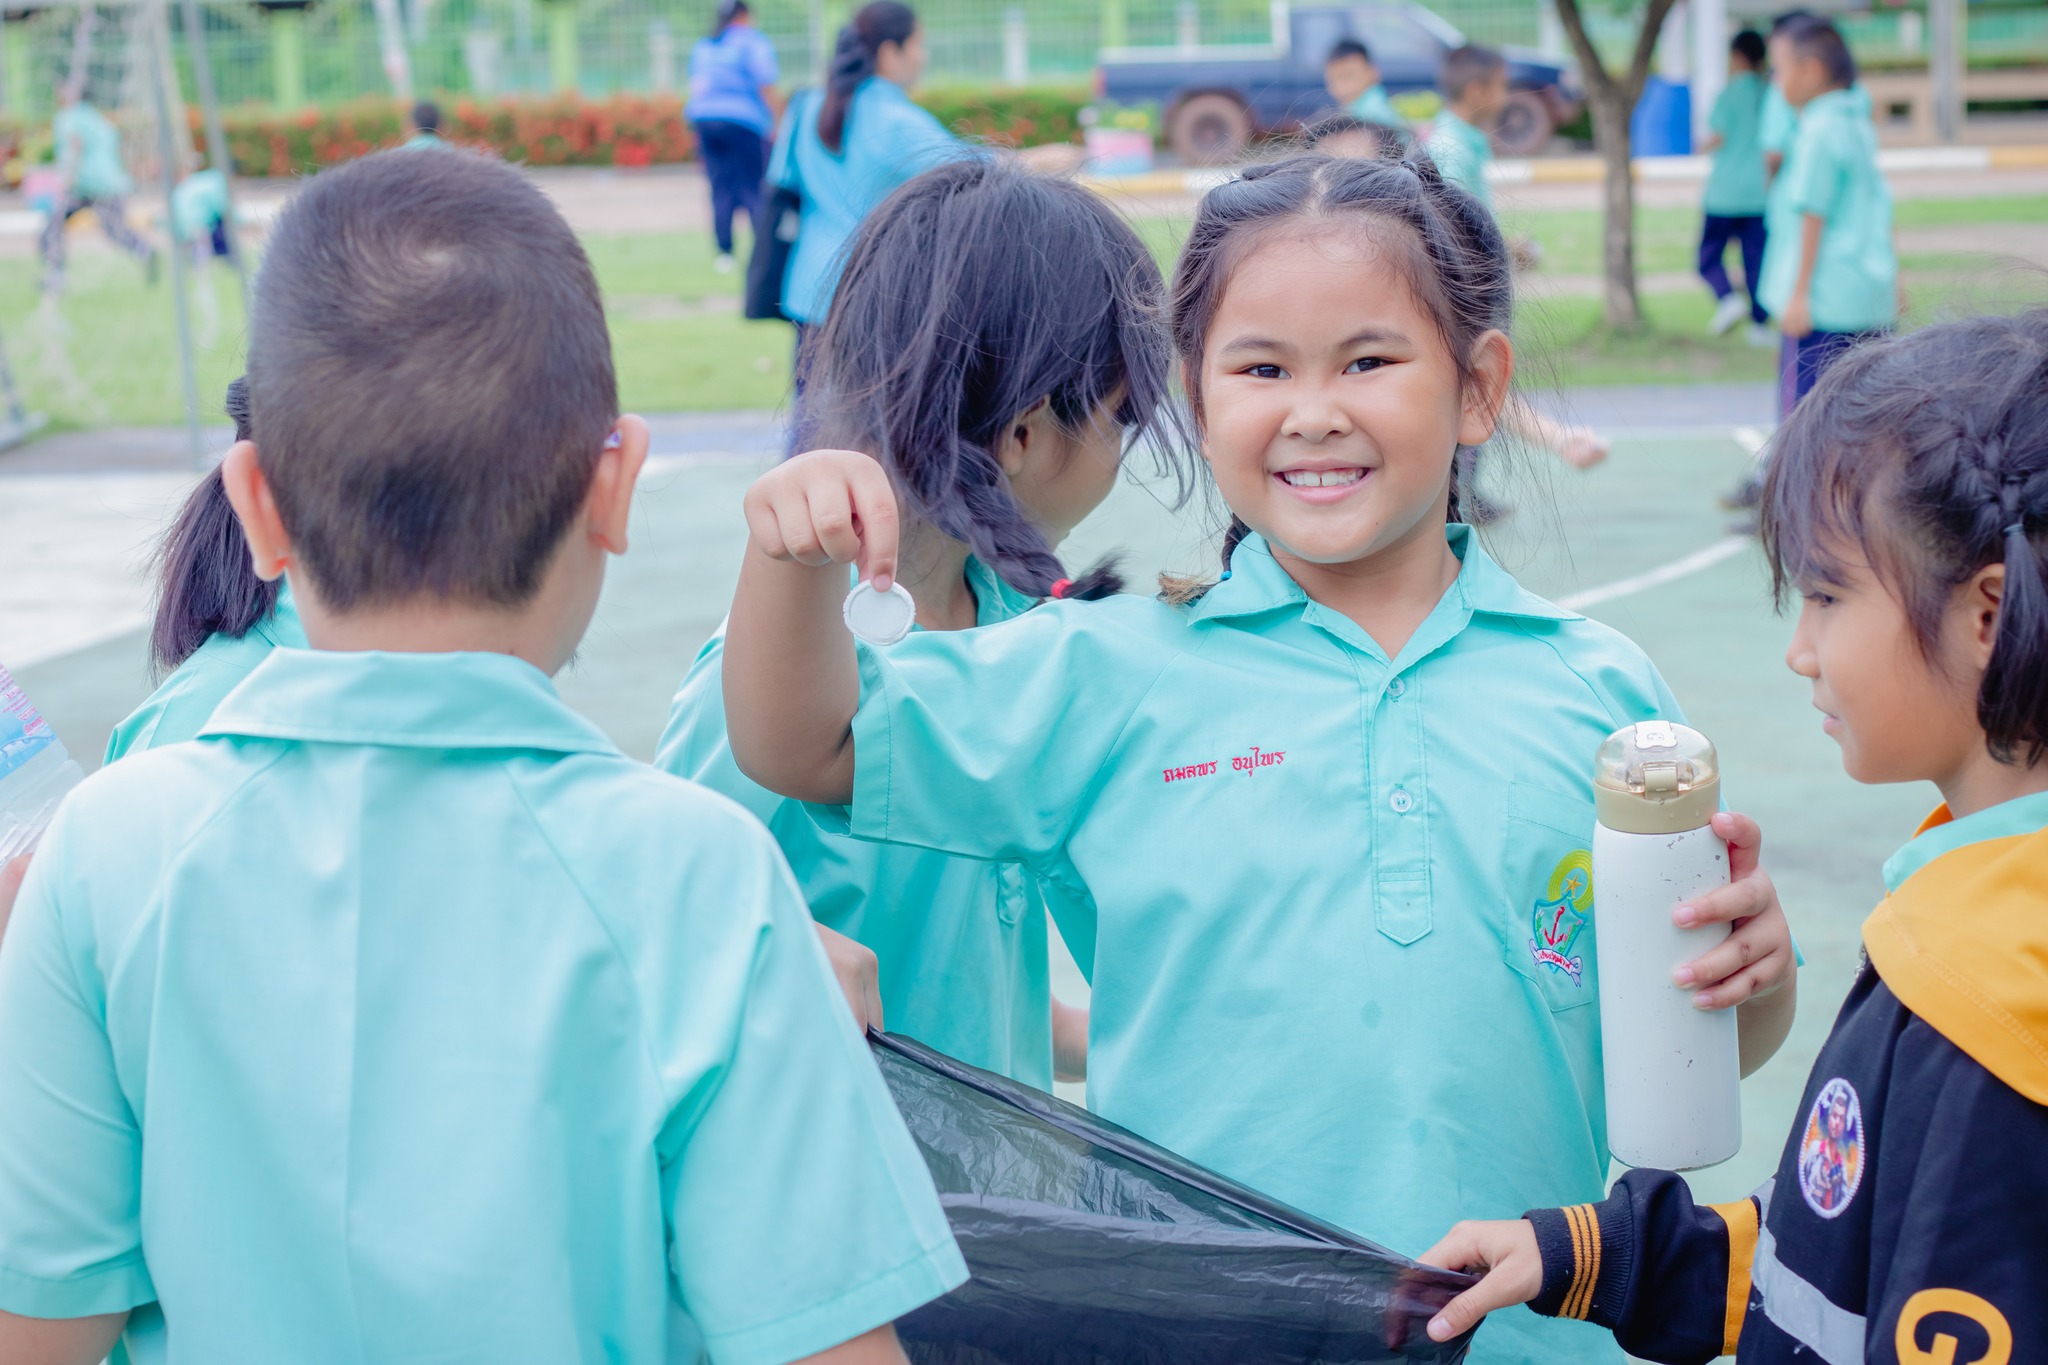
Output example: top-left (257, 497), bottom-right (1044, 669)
top-left (1528, 850), bottom-right (1593, 986)
top-left (1797, 1077), bottom-right (1866, 1218)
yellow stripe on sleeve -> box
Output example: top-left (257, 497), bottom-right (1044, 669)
top-left (1561, 1204), bottom-right (1600, 1320)
top-left (1707, 1197), bottom-right (1760, 1353)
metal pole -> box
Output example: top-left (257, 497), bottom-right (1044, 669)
top-left (144, 0), bottom-right (204, 469)
top-left (1689, 0), bottom-right (1726, 150)
top-left (1929, 0), bottom-right (1961, 143)
top-left (179, 0), bottom-right (247, 313)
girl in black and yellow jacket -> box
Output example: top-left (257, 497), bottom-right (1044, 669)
top-left (1417, 311), bottom-right (2048, 1365)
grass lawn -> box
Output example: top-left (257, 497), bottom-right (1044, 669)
top-left (9, 192), bottom-right (2042, 429)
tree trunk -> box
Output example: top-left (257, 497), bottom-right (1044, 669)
top-left (1551, 0), bottom-right (1682, 331)
top-left (1589, 85), bottom-right (1641, 329)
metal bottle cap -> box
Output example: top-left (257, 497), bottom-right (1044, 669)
top-left (842, 580), bottom-right (917, 646)
top-left (1593, 720), bottom-right (1722, 834)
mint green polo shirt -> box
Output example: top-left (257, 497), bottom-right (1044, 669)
top-left (1704, 71), bottom-right (1768, 216)
top-left (821, 527), bottom-right (1687, 1365)
top-left (1348, 84), bottom-right (1407, 132)
top-left (1427, 110), bottom-right (1492, 210)
top-left (1759, 82), bottom-right (1796, 159)
top-left (53, 101), bottom-right (133, 201)
top-left (1759, 86), bottom-right (1896, 335)
top-left (104, 583), bottom-right (307, 764)
top-left (658, 557), bottom-right (1055, 1088)
top-left (0, 648), bottom-right (964, 1363)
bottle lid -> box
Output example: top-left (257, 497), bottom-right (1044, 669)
top-left (842, 580), bottom-right (916, 646)
top-left (1593, 720), bottom-right (1721, 834)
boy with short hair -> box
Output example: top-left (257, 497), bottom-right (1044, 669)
top-left (0, 149), bottom-right (964, 1365)
top-left (1323, 38), bottom-right (1407, 138)
top-left (1699, 30), bottom-right (1773, 343)
top-left (1428, 44), bottom-right (1508, 212)
top-left (1757, 16), bottom-right (1897, 412)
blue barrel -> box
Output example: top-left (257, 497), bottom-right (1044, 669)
top-left (1631, 75), bottom-right (1693, 156)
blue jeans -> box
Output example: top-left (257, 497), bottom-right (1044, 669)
top-left (1779, 328), bottom-right (1883, 418)
top-left (692, 118), bottom-right (767, 256)
top-left (1699, 213), bottom-right (1768, 325)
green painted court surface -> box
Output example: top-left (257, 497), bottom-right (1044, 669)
top-left (19, 420), bottom-right (1932, 1216)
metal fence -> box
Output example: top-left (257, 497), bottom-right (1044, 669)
top-left (4, 0), bottom-right (2043, 119)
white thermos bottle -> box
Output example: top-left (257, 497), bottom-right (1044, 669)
top-left (1592, 720), bottom-right (1741, 1171)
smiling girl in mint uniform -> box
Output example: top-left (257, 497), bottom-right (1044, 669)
top-left (720, 151), bottom-right (1800, 1365)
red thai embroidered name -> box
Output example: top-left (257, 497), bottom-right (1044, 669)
top-left (1231, 746), bottom-right (1285, 773)
top-left (1161, 761), bottom-right (1219, 784)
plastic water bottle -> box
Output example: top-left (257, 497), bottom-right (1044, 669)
top-left (1592, 720), bottom-right (1741, 1171)
top-left (0, 663), bottom-right (83, 864)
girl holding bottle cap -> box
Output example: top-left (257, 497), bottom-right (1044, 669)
top-left (658, 158), bottom-right (1186, 1090)
top-left (720, 151), bottom-right (1797, 1365)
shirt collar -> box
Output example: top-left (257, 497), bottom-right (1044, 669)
top-left (964, 555), bottom-right (1042, 625)
top-left (1187, 525), bottom-right (1580, 627)
top-left (201, 648), bottom-right (619, 755)
top-left (1882, 790), bottom-right (2048, 894)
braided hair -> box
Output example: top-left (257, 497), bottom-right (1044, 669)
top-left (1761, 310), bottom-right (2048, 763)
top-left (1160, 147), bottom-right (1513, 601)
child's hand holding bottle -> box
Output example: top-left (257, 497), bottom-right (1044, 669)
top-left (1674, 811), bottom-right (1799, 1073)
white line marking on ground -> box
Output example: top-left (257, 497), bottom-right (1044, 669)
top-left (1561, 537), bottom-right (1753, 611)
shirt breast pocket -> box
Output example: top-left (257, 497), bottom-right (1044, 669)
top-left (1504, 781), bottom-right (1600, 1014)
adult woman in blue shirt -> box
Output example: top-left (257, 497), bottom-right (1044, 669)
top-left (771, 2), bottom-right (965, 336)
top-left (688, 0), bottom-right (781, 271)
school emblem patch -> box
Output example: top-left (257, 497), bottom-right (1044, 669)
top-left (1797, 1077), bottom-right (1866, 1218)
top-left (1528, 850), bottom-right (1593, 986)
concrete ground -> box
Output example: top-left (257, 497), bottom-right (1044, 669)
top-left (8, 390), bottom-right (1930, 1211)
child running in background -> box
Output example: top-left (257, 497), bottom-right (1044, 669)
top-left (1419, 311), bottom-right (2048, 1363)
top-left (0, 149), bottom-right (961, 1365)
top-left (719, 150), bottom-right (1797, 1365)
top-left (659, 157), bottom-right (1181, 1086)
top-left (39, 82), bottom-right (156, 296)
top-left (1699, 30), bottom-right (1773, 344)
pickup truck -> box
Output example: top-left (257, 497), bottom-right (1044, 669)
top-left (1098, 2), bottom-right (1582, 163)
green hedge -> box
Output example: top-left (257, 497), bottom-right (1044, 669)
top-left (913, 85), bottom-right (1091, 147)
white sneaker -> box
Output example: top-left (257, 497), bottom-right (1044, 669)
top-left (714, 254), bottom-right (736, 274)
top-left (1709, 294), bottom-right (1749, 336)
top-left (1745, 323), bottom-right (1778, 349)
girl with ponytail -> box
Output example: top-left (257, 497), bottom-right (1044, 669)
top-left (720, 146), bottom-right (1796, 1365)
top-left (768, 2), bottom-right (965, 331)
top-left (104, 377), bottom-right (308, 762)
top-left (658, 156), bottom-right (1182, 1090)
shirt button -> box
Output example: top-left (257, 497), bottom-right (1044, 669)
top-left (1389, 788), bottom-right (1415, 814)
top-left (1386, 676), bottom-right (1407, 699)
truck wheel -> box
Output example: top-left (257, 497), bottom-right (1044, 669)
top-left (1168, 94), bottom-right (1251, 165)
top-left (1491, 91), bottom-right (1554, 157)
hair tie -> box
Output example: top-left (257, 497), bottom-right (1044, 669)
top-left (2007, 520), bottom-right (2029, 539)
top-left (1049, 578), bottom-right (1073, 599)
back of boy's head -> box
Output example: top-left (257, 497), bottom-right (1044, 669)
top-left (412, 99), bottom-right (441, 134)
top-left (807, 157), bottom-right (1183, 600)
top-left (247, 150), bottom-right (616, 612)
top-left (1441, 44), bottom-right (1507, 103)
top-left (1732, 29), bottom-right (1768, 68)
top-left (1762, 311), bottom-right (2048, 763)
top-left (1781, 16), bottom-right (1855, 89)
top-left (1326, 38), bottom-right (1373, 66)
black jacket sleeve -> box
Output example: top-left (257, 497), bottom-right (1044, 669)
top-left (1523, 1169), bottom-right (1759, 1365)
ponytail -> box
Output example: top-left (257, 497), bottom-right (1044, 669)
top-left (149, 376), bottom-right (279, 674)
top-left (817, 1), bottom-right (917, 154)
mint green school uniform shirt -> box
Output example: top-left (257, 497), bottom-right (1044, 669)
top-left (659, 557), bottom-right (1055, 1088)
top-left (1347, 84), bottom-right (1407, 132)
top-left (103, 583), bottom-right (307, 763)
top-left (819, 527), bottom-right (1687, 1365)
top-left (1759, 86), bottom-right (1896, 335)
top-left (53, 101), bottom-right (133, 200)
top-left (1758, 82), bottom-right (1796, 161)
top-left (1704, 70), bottom-right (1768, 216)
top-left (0, 648), bottom-right (965, 1364)
top-left (1427, 110), bottom-right (1492, 210)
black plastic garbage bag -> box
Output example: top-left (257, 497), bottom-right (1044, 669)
top-left (871, 1032), bottom-right (1480, 1365)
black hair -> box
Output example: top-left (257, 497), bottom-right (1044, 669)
top-left (819, 2), bottom-right (917, 155)
top-left (247, 149), bottom-right (616, 612)
top-left (805, 157), bottom-right (1187, 600)
top-left (1326, 38), bottom-right (1373, 66)
top-left (1769, 8), bottom-right (1816, 35)
top-left (713, 0), bottom-right (749, 37)
top-left (1441, 44), bottom-right (1507, 103)
top-left (1162, 149), bottom-right (1511, 599)
top-left (1781, 15), bottom-right (1855, 89)
top-left (411, 99), bottom-right (440, 135)
top-left (149, 376), bottom-right (278, 673)
top-left (1732, 29), bottom-right (1768, 68)
top-left (1761, 311), bottom-right (2048, 765)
